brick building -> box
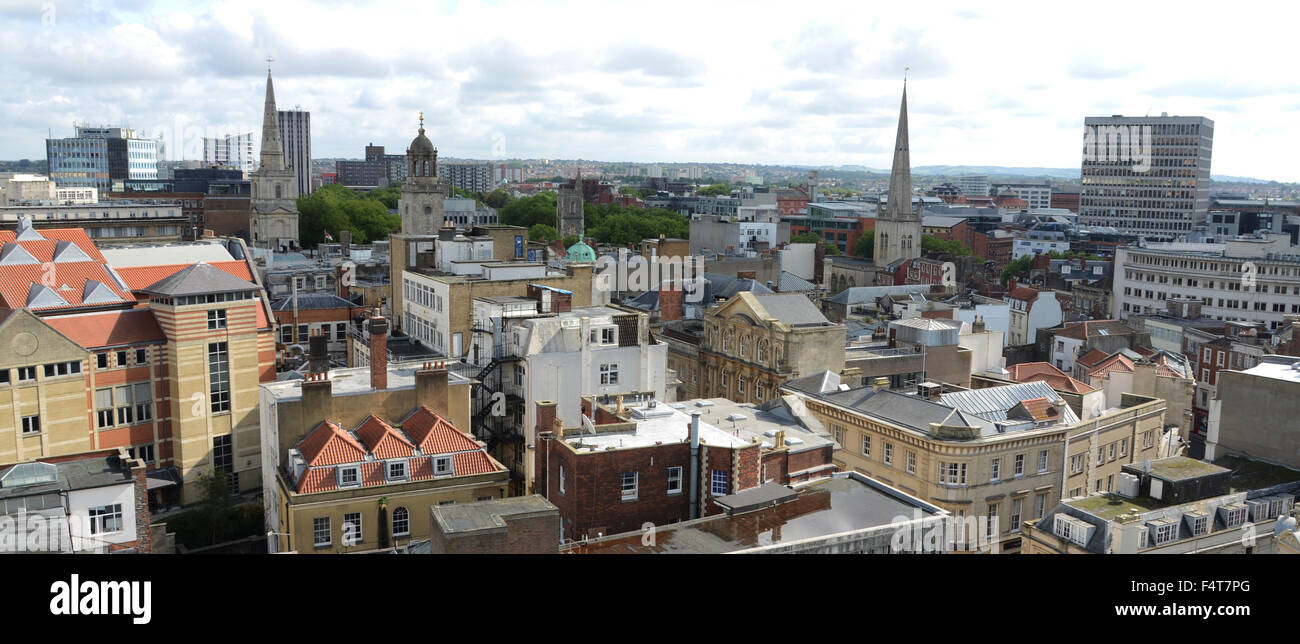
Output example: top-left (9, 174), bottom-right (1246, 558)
top-left (532, 394), bottom-right (834, 542)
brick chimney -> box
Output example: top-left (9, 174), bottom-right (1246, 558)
top-left (535, 400), bottom-right (558, 439)
top-left (659, 280), bottom-right (684, 322)
top-left (308, 330), bottom-right (329, 375)
top-left (336, 264), bottom-right (351, 300)
top-left (416, 361), bottom-right (449, 413)
top-left (368, 314), bottom-right (388, 391)
top-left (301, 370), bottom-right (334, 423)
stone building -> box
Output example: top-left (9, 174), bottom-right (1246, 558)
top-left (698, 292), bottom-right (846, 404)
top-left (249, 69), bottom-right (300, 251)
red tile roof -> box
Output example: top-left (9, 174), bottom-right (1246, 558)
top-left (43, 308), bottom-right (165, 349)
top-left (1008, 362), bottom-right (1096, 394)
top-left (1012, 397), bottom-right (1060, 422)
top-left (0, 228), bottom-right (135, 311)
top-left (453, 451), bottom-right (503, 476)
top-left (1053, 319), bottom-right (1132, 340)
top-left (296, 468), bottom-right (338, 494)
top-left (298, 420), bottom-right (368, 466)
top-left (1089, 353), bottom-right (1135, 377)
top-left (115, 260), bottom-right (255, 291)
top-left (400, 406), bottom-right (479, 454)
top-left (1075, 348), bottom-right (1111, 368)
top-left (353, 415), bottom-right (415, 460)
top-left (1005, 286), bottom-right (1040, 303)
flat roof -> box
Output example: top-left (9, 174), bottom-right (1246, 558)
top-left (565, 401), bottom-right (752, 451)
top-left (431, 496), bottom-right (558, 534)
top-left (577, 474), bottom-right (939, 554)
top-left (260, 364), bottom-right (470, 402)
top-left (684, 398), bottom-right (832, 453)
top-left (0, 455), bottom-right (134, 500)
top-left (1141, 456), bottom-right (1230, 482)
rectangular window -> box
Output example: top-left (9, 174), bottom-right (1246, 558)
top-left (1035, 493), bottom-right (1047, 519)
top-left (116, 351), bottom-right (127, 367)
top-left (600, 328), bottom-right (615, 344)
top-left (1109, 442), bottom-right (1116, 460)
top-left (861, 435), bottom-right (871, 458)
top-left (559, 465), bottom-right (565, 494)
top-left (95, 388), bottom-right (115, 428)
top-left (991, 458), bottom-right (1001, 481)
top-left (1120, 439), bottom-right (1128, 457)
top-left (207, 309), bottom-right (227, 329)
top-left (313, 517), bottom-right (331, 546)
top-left (621, 471), bottom-right (638, 500)
top-left (342, 512), bottom-right (362, 546)
top-left (17, 366), bottom-right (36, 381)
top-left (97, 353), bottom-right (109, 369)
top-left (1038, 450), bottom-right (1048, 473)
top-left (212, 435), bottom-right (232, 472)
top-left (711, 469), bottom-right (728, 496)
top-left (940, 462), bottom-right (967, 486)
top-left (1014, 454), bottom-right (1025, 476)
top-left (883, 443), bottom-right (893, 466)
top-left (667, 467), bottom-right (683, 494)
top-left (387, 461), bottom-right (407, 481)
top-left (335, 323), bottom-right (347, 341)
top-left (339, 466), bottom-right (360, 487)
top-left (135, 348), bottom-right (147, 365)
top-left (1143, 430), bottom-right (1155, 448)
top-left (208, 342), bottom-right (230, 413)
top-left (88, 504), bottom-right (124, 535)
top-left (1010, 498), bottom-right (1022, 532)
top-left (127, 444), bottom-right (155, 464)
top-left (599, 363), bottom-right (619, 385)
top-left (20, 415), bottom-right (40, 435)
top-left (434, 456), bottom-right (454, 476)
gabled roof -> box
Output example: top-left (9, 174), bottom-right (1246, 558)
top-left (1075, 348), bottom-right (1111, 368)
top-left (941, 381), bottom-right (1080, 425)
top-left (1088, 352), bottom-right (1135, 377)
top-left (399, 406), bottom-right (480, 454)
top-left (298, 420), bottom-right (368, 467)
top-left (0, 228), bottom-right (134, 311)
top-left (140, 262), bottom-right (259, 296)
top-left (1005, 286), bottom-right (1040, 303)
top-left (353, 415), bottom-right (416, 460)
top-left (1008, 362), bottom-right (1096, 394)
top-left (1006, 397), bottom-right (1062, 423)
top-left (776, 271), bottom-right (818, 293)
top-left (750, 293), bottom-right (831, 326)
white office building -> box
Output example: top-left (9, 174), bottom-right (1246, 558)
top-left (203, 132), bottom-right (255, 175)
top-left (277, 109), bottom-right (312, 196)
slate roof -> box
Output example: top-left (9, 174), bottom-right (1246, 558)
top-left (139, 262), bottom-right (259, 296)
top-left (777, 271), bottom-right (818, 293)
top-left (271, 293), bottom-right (356, 312)
top-left (752, 293), bottom-right (830, 326)
top-left (940, 381), bottom-right (1080, 425)
top-left (820, 387), bottom-right (997, 435)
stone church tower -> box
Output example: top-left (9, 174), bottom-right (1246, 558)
top-left (398, 113), bottom-right (448, 235)
top-left (250, 68), bottom-right (300, 250)
top-left (557, 165), bottom-right (585, 241)
top-left (873, 82), bottom-right (921, 267)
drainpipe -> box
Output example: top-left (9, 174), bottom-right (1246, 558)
top-left (689, 411), bottom-right (701, 520)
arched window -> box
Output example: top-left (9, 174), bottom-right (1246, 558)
top-left (392, 507), bottom-right (409, 537)
top-left (756, 339), bottom-right (767, 364)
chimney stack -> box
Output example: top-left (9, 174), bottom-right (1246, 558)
top-left (416, 361), bottom-right (449, 413)
top-left (658, 280), bottom-right (684, 322)
top-left (340, 229), bottom-right (352, 258)
top-left (308, 330), bottom-right (329, 375)
top-left (873, 377), bottom-right (890, 392)
top-left (535, 400), bottom-right (558, 440)
top-left (301, 371), bottom-right (333, 425)
top-left (689, 411), bottom-right (701, 519)
top-left (368, 313), bottom-right (388, 391)
top-left (973, 315), bottom-right (985, 334)
top-left (336, 264), bottom-right (351, 300)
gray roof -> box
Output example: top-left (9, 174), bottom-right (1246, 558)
top-left (783, 370), bottom-right (844, 395)
top-left (940, 381), bottom-right (1080, 425)
top-left (271, 293), bottom-right (357, 312)
top-left (820, 388), bottom-right (997, 435)
top-left (704, 272), bottom-right (772, 299)
top-left (826, 284), bottom-right (928, 305)
top-left (0, 455), bottom-right (135, 500)
top-left (754, 293), bottom-right (830, 326)
top-left (777, 271), bottom-right (818, 293)
top-left (141, 262), bottom-right (259, 296)
top-left (431, 495), bottom-right (558, 535)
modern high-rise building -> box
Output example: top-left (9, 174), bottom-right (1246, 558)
top-left (1079, 114), bottom-right (1213, 242)
top-left (440, 163), bottom-right (493, 193)
top-left (46, 126), bottom-right (161, 192)
top-left (277, 109), bottom-right (312, 196)
top-left (203, 132), bottom-right (256, 175)
top-left (955, 174), bottom-right (989, 197)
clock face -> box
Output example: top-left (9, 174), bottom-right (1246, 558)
top-left (12, 332), bottom-right (39, 357)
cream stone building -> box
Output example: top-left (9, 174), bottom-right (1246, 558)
top-left (699, 292), bottom-right (846, 404)
top-left (782, 372), bottom-right (1167, 552)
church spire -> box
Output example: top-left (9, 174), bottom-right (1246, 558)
top-left (260, 66), bottom-right (286, 171)
top-left (884, 79), bottom-right (913, 221)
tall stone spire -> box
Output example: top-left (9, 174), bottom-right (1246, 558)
top-left (884, 80), bottom-right (914, 221)
top-left (260, 68), bottom-right (286, 171)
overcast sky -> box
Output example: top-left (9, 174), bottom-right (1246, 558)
top-left (2, 0), bottom-right (1298, 180)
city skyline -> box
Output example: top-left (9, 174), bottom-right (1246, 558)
top-left (2, 1), bottom-right (1299, 181)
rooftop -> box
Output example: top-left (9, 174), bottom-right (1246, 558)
top-left (260, 363), bottom-right (471, 402)
top-left (431, 495), bottom-right (559, 535)
top-left (0, 453), bottom-right (136, 500)
top-left (563, 400), bottom-right (752, 451)
top-left (1143, 456), bottom-right (1230, 482)
top-left (573, 473), bottom-right (940, 554)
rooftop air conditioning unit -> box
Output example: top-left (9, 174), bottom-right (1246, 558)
top-left (1115, 472), bottom-right (1140, 499)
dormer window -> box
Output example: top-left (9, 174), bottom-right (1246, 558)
top-left (433, 456), bottom-right (454, 477)
top-left (387, 461), bottom-right (407, 482)
top-left (339, 466), bottom-right (360, 487)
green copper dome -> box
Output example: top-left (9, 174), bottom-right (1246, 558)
top-left (565, 241), bottom-right (596, 263)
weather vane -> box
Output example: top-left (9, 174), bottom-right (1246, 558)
top-left (905, 66), bottom-right (910, 82)
top-left (266, 56), bottom-right (274, 72)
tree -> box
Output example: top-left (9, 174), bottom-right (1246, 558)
top-left (921, 235), bottom-right (973, 257)
top-left (791, 232), bottom-right (822, 244)
top-left (696, 183), bottom-right (730, 197)
top-left (528, 224), bottom-right (559, 241)
top-left (824, 242), bottom-right (843, 256)
top-left (296, 183), bottom-right (401, 248)
top-left (499, 192), bottom-right (558, 230)
top-left (563, 234), bottom-right (580, 246)
top-left (193, 469), bottom-right (234, 546)
top-left (484, 188), bottom-right (512, 209)
top-left (854, 230), bottom-right (874, 259)
top-left (1000, 254), bottom-right (1035, 287)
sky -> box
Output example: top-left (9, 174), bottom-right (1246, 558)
top-left (2, 0), bottom-right (1299, 181)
